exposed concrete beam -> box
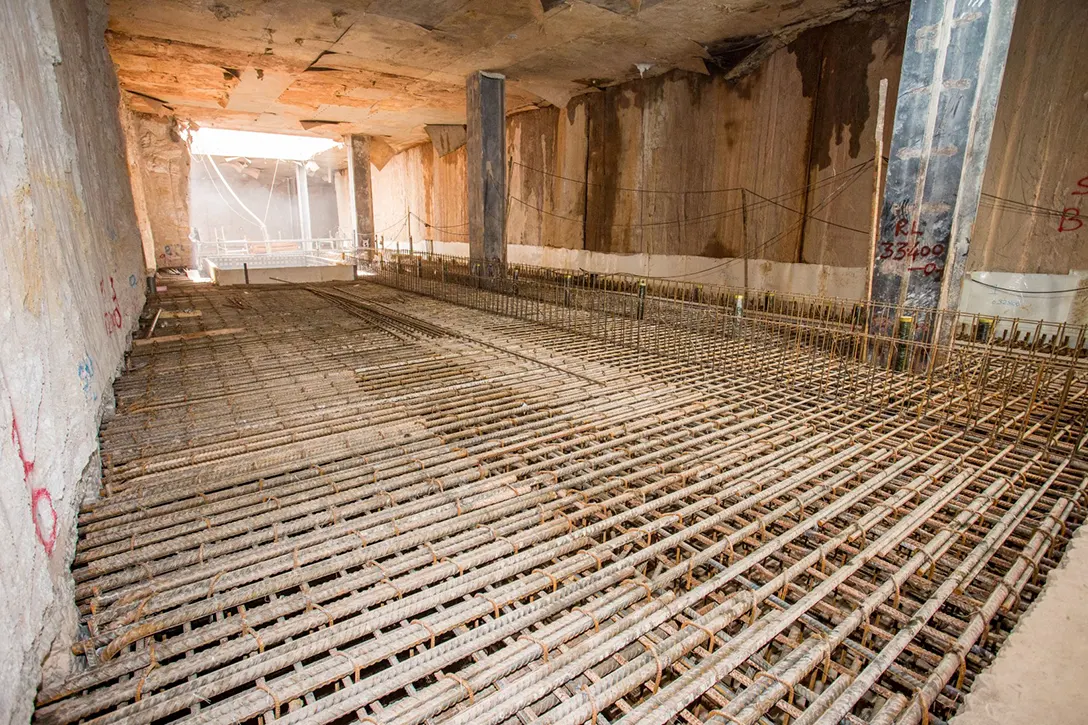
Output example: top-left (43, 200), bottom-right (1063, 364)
top-left (425, 124), bottom-right (467, 158)
top-left (466, 71), bottom-right (506, 271)
top-left (347, 134), bottom-right (376, 250)
top-left (369, 137), bottom-right (397, 171)
top-left (870, 0), bottom-right (1019, 312)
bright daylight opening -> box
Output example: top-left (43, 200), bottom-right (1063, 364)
top-left (185, 128), bottom-right (359, 284)
top-left (189, 128), bottom-right (341, 161)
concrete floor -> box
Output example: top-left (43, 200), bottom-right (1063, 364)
top-left (953, 526), bottom-right (1088, 725)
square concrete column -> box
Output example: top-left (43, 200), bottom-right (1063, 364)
top-left (466, 71), bottom-right (506, 272)
top-left (347, 134), bottom-right (376, 252)
top-left (295, 161), bottom-right (312, 242)
top-left (870, 0), bottom-right (1018, 314)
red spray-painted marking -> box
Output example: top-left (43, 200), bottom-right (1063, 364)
top-left (1059, 209), bottom-right (1083, 233)
top-left (11, 411), bottom-right (55, 555)
top-left (102, 276), bottom-right (123, 334)
top-left (1057, 175), bottom-right (1088, 232)
top-left (31, 488), bottom-right (56, 556)
top-left (11, 416), bottom-right (34, 479)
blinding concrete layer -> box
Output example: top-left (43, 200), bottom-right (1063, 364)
top-left (394, 239), bottom-right (870, 299)
top-left (951, 525), bottom-right (1088, 725)
top-left (0, 0), bottom-right (145, 721)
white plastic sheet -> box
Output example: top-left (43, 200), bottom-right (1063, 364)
top-left (959, 271), bottom-right (1087, 325)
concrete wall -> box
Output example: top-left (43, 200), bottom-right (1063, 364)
top-left (372, 6), bottom-right (909, 280)
top-left (0, 0), bottom-right (146, 720)
top-left (125, 113), bottom-right (191, 267)
top-left (334, 169), bottom-right (354, 238)
top-left (391, 238), bottom-right (868, 299)
top-left (371, 0), bottom-right (1088, 298)
top-left (373, 144), bottom-right (442, 249)
top-left (118, 105), bottom-right (157, 272)
top-left (971, 0), bottom-right (1088, 276)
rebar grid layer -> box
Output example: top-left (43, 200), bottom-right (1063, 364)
top-left (372, 252), bottom-right (1087, 456)
top-left (36, 274), bottom-right (1086, 725)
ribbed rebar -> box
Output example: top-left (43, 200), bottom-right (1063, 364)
top-left (34, 270), bottom-right (1088, 725)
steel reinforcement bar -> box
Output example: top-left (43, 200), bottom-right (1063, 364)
top-left (34, 274), bottom-right (1087, 725)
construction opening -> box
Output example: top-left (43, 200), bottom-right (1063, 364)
top-left (2, 1), bottom-right (1087, 725)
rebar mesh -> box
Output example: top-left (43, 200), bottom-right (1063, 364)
top-left (35, 265), bottom-right (1087, 725)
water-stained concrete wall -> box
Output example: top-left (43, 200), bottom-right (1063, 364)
top-left (791, 11), bottom-right (906, 268)
top-left (580, 53), bottom-right (817, 261)
top-left (372, 6), bottom-right (909, 275)
top-left (372, 0), bottom-right (1086, 295)
top-left (0, 0), bottom-right (146, 719)
top-left (971, 0), bottom-right (1088, 276)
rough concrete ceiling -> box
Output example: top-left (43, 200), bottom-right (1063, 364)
top-left (109, 0), bottom-right (897, 149)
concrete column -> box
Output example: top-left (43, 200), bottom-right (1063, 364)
top-left (333, 169), bottom-right (353, 239)
top-left (347, 135), bottom-right (375, 252)
top-left (295, 162), bottom-right (312, 243)
top-left (870, 0), bottom-right (1018, 313)
top-left (466, 71), bottom-right (506, 272)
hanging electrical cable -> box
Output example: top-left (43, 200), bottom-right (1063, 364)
top-left (199, 155), bottom-right (263, 232)
top-left (261, 159), bottom-right (280, 225)
top-left (203, 154), bottom-right (270, 240)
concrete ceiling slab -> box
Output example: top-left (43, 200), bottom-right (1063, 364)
top-left (109, 0), bottom-right (901, 149)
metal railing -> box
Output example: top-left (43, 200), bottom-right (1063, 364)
top-left (195, 237), bottom-right (358, 259)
